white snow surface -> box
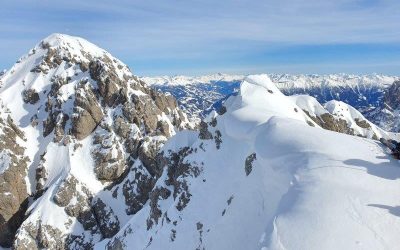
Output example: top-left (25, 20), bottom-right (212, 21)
top-left (99, 74), bottom-right (400, 250)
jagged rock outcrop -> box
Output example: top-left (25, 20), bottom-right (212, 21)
top-left (303, 110), bottom-right (355, 135)
top-left (22, 89), bottom-right (40, 104)
top-left (383, 80), bottom-right (400, 110)
top-left (92, 198), bottom-right (120, 238)
top-left (363, 80), bottom-right (400, 132)
top-left (0, 110), bottom-right (29, 248)
top-left (72, 82), bottom-right (104, 140)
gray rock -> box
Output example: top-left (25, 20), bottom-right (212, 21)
top-left (72, 84), bottom-right (104, 140)
top-left (114, 116), bottom-right (132, 138)
top-left (22, 89), bottom-right (40, 104)
top-left (122, 169), bottom-right (155, 215)
top-left (92, 198), bottom-right (120, 238)
top-left (146, 187), bottom-right (171, 229)
top-left (245, 153), bottom-right (257, 176)
top-left (0, 114), bottom-right (29, 248)
top-left (14, 222), bottom-right (65, 250)
top-left (53, 175), bottom-right (79, 207)
top-left (92, 132), bottom-right (126, 181)
top-left (138, 137), bottom-right (165, 177)
top-left (89, 58), bottom-right (126, 107)
top-left (199, 121), bottom-right (213, 140)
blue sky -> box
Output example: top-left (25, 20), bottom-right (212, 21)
top-left (1, 0), bottom-right (399, 76)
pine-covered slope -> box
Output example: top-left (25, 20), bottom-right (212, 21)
top-left (98, 75), bottom-right (400, 250)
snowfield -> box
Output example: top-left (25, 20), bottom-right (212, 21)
top-left (98, 75), bottom-right (400, 249)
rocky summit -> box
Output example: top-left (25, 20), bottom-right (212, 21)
top-left (0, 34), bottom-right (192, 249)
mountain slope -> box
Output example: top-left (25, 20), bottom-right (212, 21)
top-left (0, 33), bottom-right (192, 249)
top-left (98, 75), bottom-right (400, 250)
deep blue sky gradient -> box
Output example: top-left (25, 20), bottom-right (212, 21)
top-left (1, 0), bottom-right (399, 76)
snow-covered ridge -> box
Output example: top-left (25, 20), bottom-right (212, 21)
top-left (101, 74), bottom-right (400, 249)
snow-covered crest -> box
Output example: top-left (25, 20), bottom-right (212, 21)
top-left (99, 74), bottom-right (400, 249)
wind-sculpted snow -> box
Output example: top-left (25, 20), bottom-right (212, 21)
top-left (98, 75), bottom-right (400, 250)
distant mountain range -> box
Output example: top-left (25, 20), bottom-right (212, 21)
top-left (143, 73), bottom-right (400, 131)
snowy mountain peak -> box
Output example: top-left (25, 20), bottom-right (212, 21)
top-left (0, 34), bottom-right (192, 248)
top-left (35, 33), bottom-right (116, 62)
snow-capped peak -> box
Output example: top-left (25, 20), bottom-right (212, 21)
top-left (0, 34), bottom-right (192, 248)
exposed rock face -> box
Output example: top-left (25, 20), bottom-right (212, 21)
top-left (89, 58), bottom-right (125, 107)
top-left (13, 222), bottom-right (66, 250)
top-left (364, 80), bottom-right (400, 132)
top-left (138, 136), bottom-right (167, 177)
top-left (22, 89), bottom-right (40, 104)
top-left (304, 111), bottom-right (355, 135)
top-left (72, 83), bottom-right (104, 140)
top-left (164, 147), bottom-right (202, 212)
top-left (122, 166), bottom-right (155, 215)
top-left (199, 121), bottom-right (213, 140)
top-left (53, 175), bottom-right (79, 207)
top-left (245, 153), bottom-right (257, 176)
top-left (0, 113), bottom-right (29, 248)
top-left (383, 81), bottom-right (400, 110)
top-left (92, 198), bottom-right (120, 238)
top-left (354, 118), bottom-right (371, 129)
top-left (92, 131), bottom-right (126, 181)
